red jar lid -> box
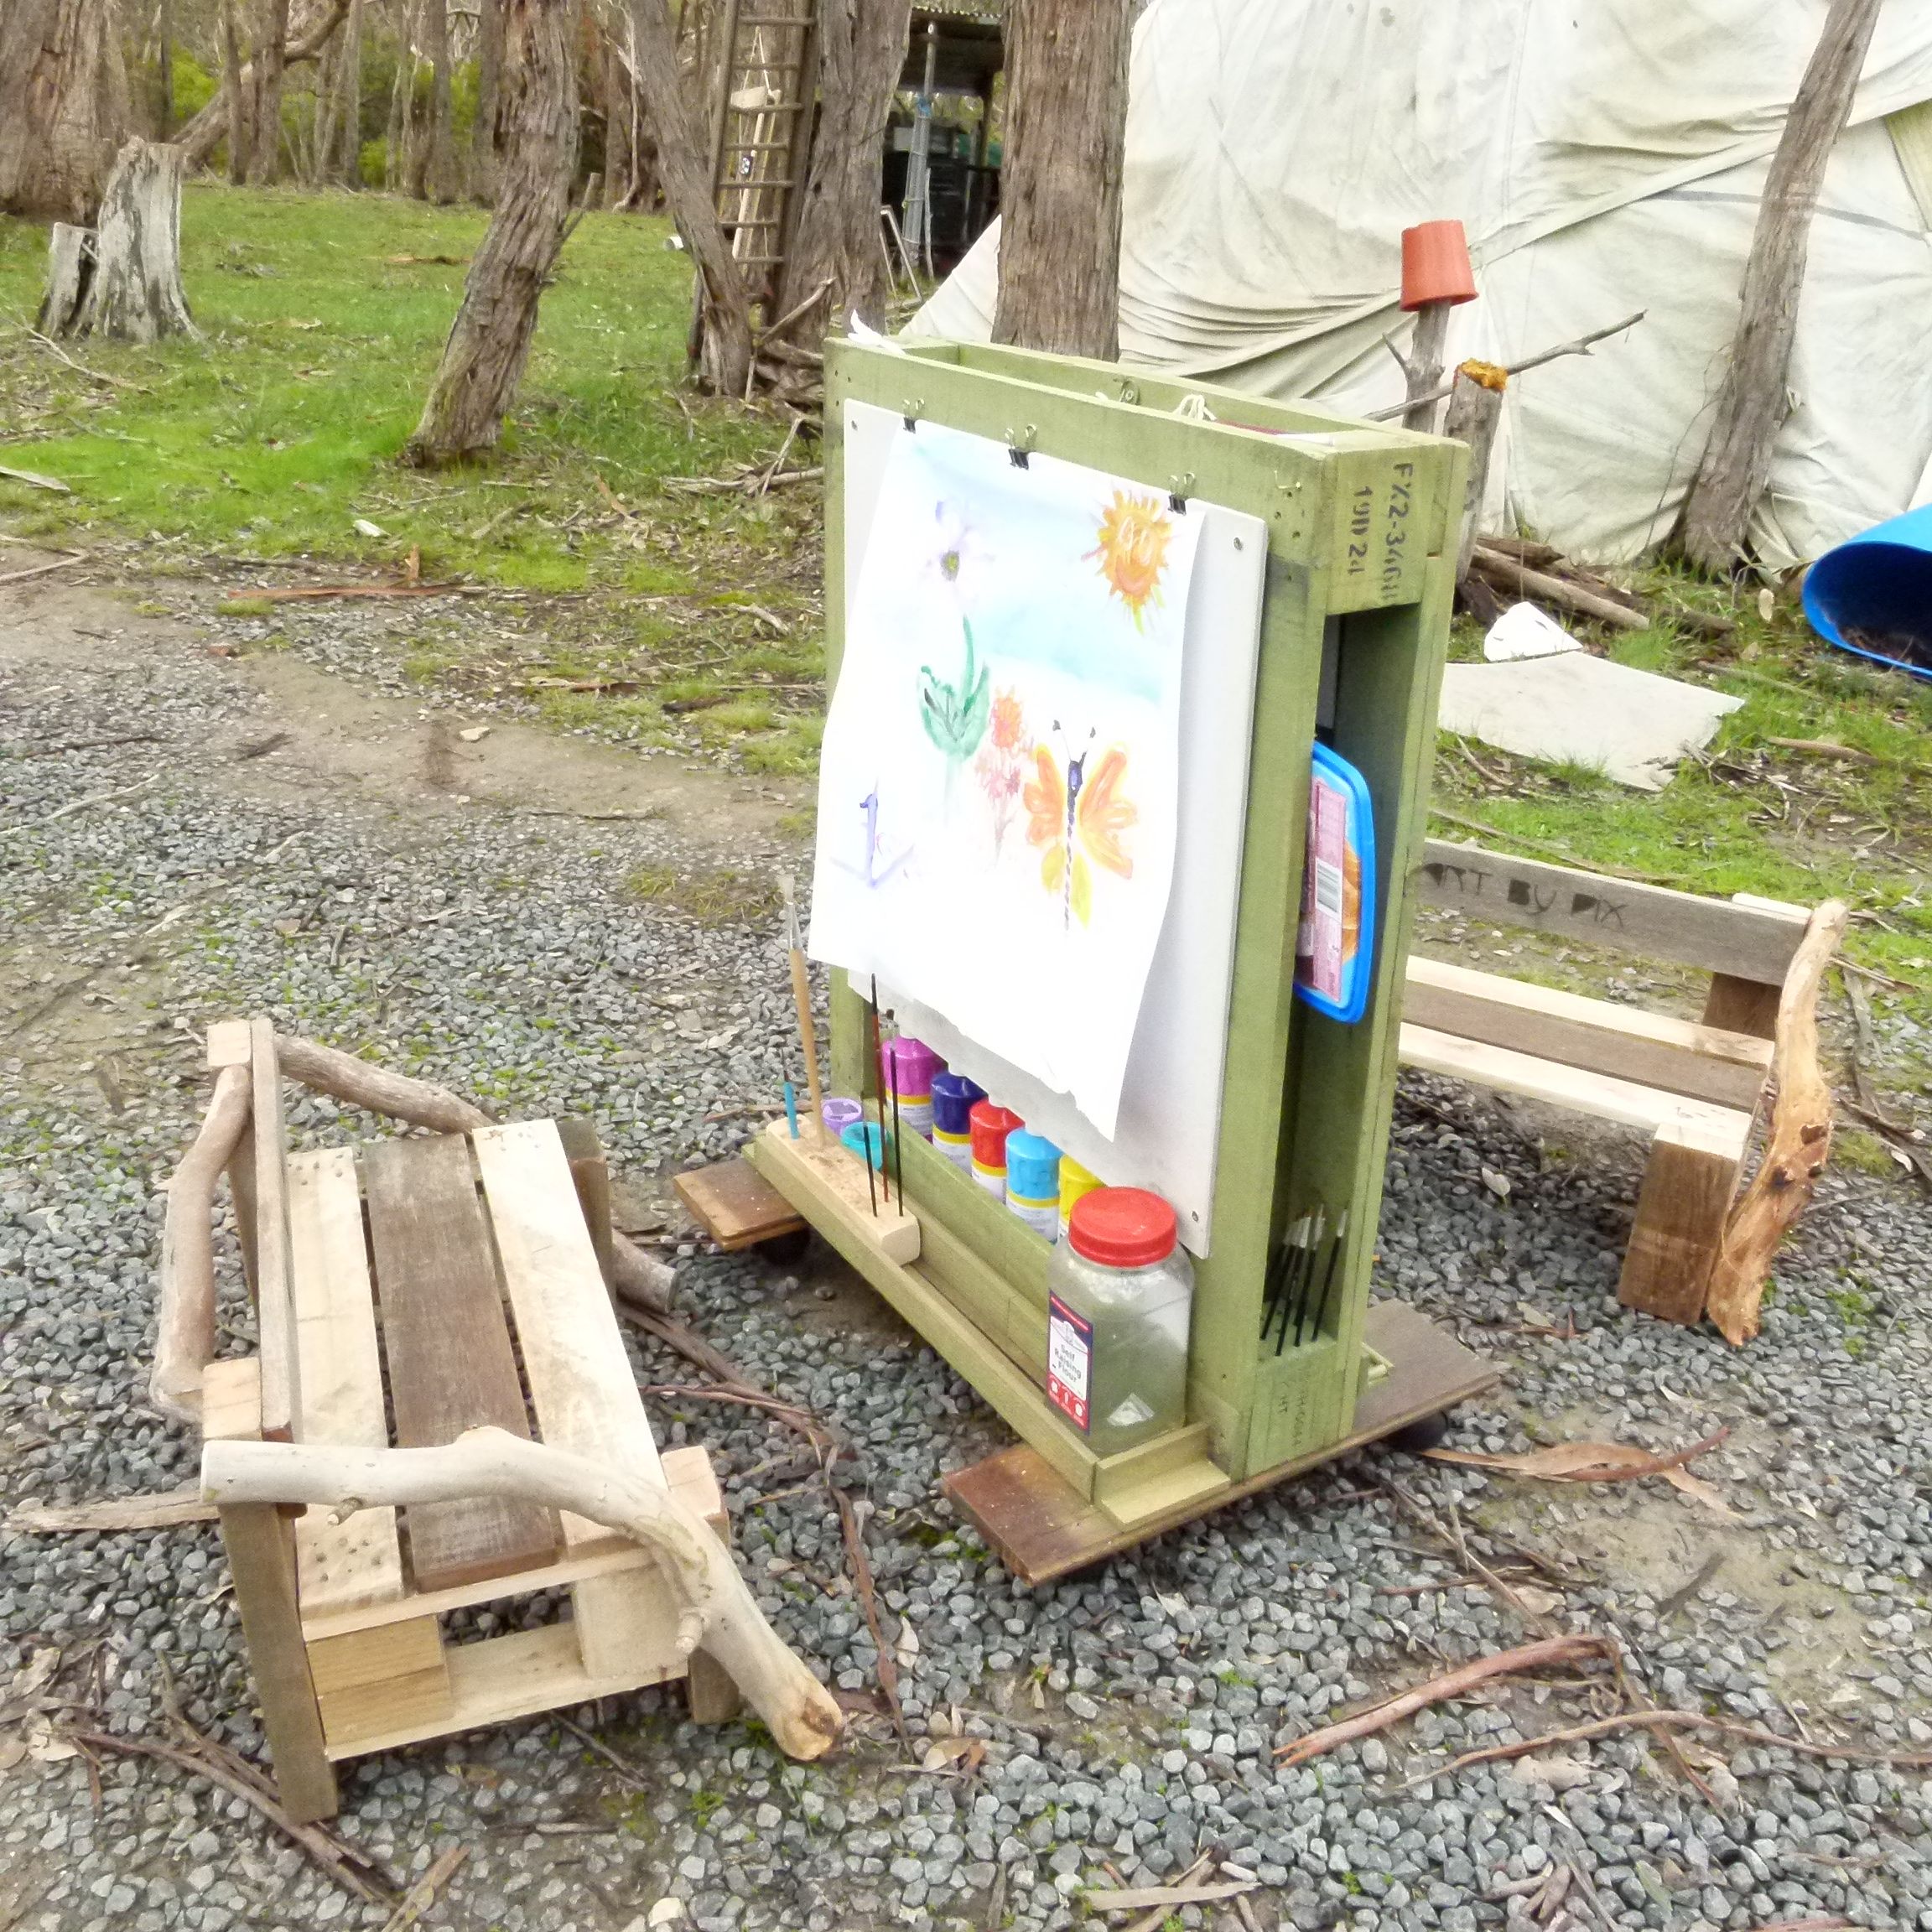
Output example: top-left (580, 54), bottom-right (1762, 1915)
top-left (1068, 1187), bottom-right (1176, 1269)
top-left (969, 1100), bottom-right (1022, 1166)
top-left (1400, 218), bottom-right (1478, 311)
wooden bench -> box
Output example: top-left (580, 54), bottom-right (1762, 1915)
top-left (1402, 840), bottom-right (1843, 1331)
top-left (157, 1020), bottom-right (761, 1820)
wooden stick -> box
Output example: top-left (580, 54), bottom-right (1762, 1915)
top-left (1467, 550), bottom-right (1648, 631)
top-left (0, 553), bottom-right (85, 585)
top-left (150, 1062), bottom-right (252, 1421)
top-left (1706, 901), bottom-right (1848, 1343)
top-left (201, 1426), bottom-right (844, 1760)
top-left (1274, 1635), bottom-right (1617, 1766)
top-left (8, 1486), bottom-right (217, 1532)
top-left (755, 276), bottom-right (833, 351)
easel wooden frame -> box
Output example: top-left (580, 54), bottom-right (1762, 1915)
top-left (750, 338), bottom-right (1496, 1577)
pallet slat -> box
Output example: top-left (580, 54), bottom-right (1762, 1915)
top-left (361, 1135), bottom-right (559, 1592)
top-left (249, 1018), bottom-right (299, 1442)
top-left (288, 1146), bottom-right (404, 1615)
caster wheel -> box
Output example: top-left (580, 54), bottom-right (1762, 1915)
top-left (758, 1226), bottom-right (812, 1266)
top-left (1384, 1409), bottom-right (1453, 1454)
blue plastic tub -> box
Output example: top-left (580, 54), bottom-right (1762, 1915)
top-left (1803, 504), bottom-right (1932, 681)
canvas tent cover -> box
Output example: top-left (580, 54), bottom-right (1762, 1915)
top-left (909, 0), bottom-right (1932, 569)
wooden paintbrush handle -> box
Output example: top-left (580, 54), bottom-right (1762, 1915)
top-left (788, 952), bottom-right (825, 1135)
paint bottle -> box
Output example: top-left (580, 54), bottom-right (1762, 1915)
top-left (1046, 1188), bottom-right (1193, 1457)
top-left (1005, 1130), bottom-right (1062, 1241)
top-left (879, 1036), bottom-right (941, 1140)
top-left (931, 1070), bottom-right (986, 1172)
top-left (821, 1097), bottom-right (864, 1139)
top-left (969, 1100), bottom-right (1023, 1199)
top-left (1058, 1155), bottom-right (1102, 1241)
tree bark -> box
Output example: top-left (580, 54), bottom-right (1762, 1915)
top-left (403, 0), bottom-right (578, 461)
top-left (1673, 0), bottom-right (1883, 575)
top-left (776, 0), bottom-right (907, 336)
top-left (333, 0), bottom-right (362, 182)
top-left (201, 1428), bottom-right (844, 1758)
top-left (177, 0), bottom-right (351, 169)
top-left (602, 14), bottom-right (632, 205)
top-left (472, 0), bottom-right (502, 199)
top-left (158, 0), bottom-right (174, 138)
top-left (250, 0), bottom-right (292, 179)
top-left (67, 136), bottom-right (195, 341)
top-left (1442, 361), bottom-right (1506, 580)
top-left (0, 0), bottom-right (130, 221)
top-left (37, 221), bottom-right (93, 332)
top-left (221, 0), bottom-right (249, 179)
top-left (991, 0), bottom-right (1130, 360)
top-left (626, 0), bottom-right (752, 392)
top-left (418, 0), bottom-right (457, 199)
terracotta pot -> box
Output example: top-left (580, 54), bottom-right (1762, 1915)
top-left (1400, 220), bottom-right (1477, 311)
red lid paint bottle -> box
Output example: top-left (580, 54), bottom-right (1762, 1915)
top-left (969, 1099), bottom-right (1023, 1199)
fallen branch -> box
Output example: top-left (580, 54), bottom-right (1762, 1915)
top-left (1468, 548), bottom-right (1648, 631)
top-left (1423, 1427), bottom-right (1728, 1485)
top-left (1766, 735), bottom-right (1893, 766)
top-left (664, 465), bottom-right (823, 496)
top-left (1404, 1706), bottom-right (1932, 1788)
top-left (19, 325), bottom-right (145, 390)
top-left (2, 773), bottom-right (158, 841)
top-left (8, 1485), bottom-right (217, 1533)
top-left (67, 1725), bottom-right (397, 1904)
top-left (755, 277), bottom-right (834, 351)
top-left (1086, 1877), bottom-right (1259, 1914)
top-left (1275, 1635), bottom-right (1617, 1766)
top-left (1706, 900), bottom-right (1849, 1343)
top-left (0, 552), bottom-right (85, 585)
top-left (1369, 311), bottom-right (1647, 420)
top-left (202, 1427), bottom-right (843, 1759)
top-left (273, 1031), bottom-right (674, 1310)
top-left (150, 1062), bottom-right (252, 1421)
top-left (378, 1844), bottom-right (466, 1932)
top-left (221, 584), bottom-right (473, 604)
top-left (0, 462), bottom-right (71, 492)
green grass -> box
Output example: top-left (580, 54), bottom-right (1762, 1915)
top-left (1434, 565), bottom-right (1932, 1015)
top-left (626, 863), bottom-right (782, 926)
top-left (0, 184), bottom-right (824, 770)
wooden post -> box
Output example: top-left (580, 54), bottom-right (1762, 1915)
top-left (1401, 303), bottom-right (1452, 433)
top-left (1674, 0), bottom-right (1883, 574)
top-left (1441, 361), bottom-right (1506, 579)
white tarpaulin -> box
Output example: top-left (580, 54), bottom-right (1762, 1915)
top-left (909, 0), bottom-right (1932, 568)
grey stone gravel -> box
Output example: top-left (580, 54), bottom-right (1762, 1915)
top-left (3, 599), bottom-right (1931, 1932)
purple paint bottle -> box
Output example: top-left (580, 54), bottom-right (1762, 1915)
top-left (879, 1036), bottom-right (941, 1140)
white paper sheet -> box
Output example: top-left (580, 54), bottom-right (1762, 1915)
top-left (810, 419), bottom-right (1203, 1139)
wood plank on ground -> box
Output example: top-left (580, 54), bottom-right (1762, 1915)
top-left (1415, 839), bottom-right (1810, 984)
top-left (361, 1134), bottom-right (558, 1592)
top-left (287, 1146), bottom-right (404, 1615)
top-left (673, 1157), bottom-right (806, 1250)
top-left (472, 1119), bottom-right (668, 1678)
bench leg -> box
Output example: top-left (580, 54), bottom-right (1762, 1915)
top-left (1701, 972), bottom-right (1781, 1040)
top-left (1618, 1121), bottom-right (1742, 1326)
top-left (219, 1501), bottom-right (338, 1821)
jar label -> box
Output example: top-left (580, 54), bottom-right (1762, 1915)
top-left (1046, 1293), bottom-right (1093, 1433)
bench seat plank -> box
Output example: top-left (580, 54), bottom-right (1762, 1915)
top-left (361, 1135), bottom-right (559, 1592)
top-left (472, 1119), bottom-right (669, 1677)
top-left (288, 1147), bottom-right (405, 1617)
top-left (1399, 1022), bottom-right (1753, 1156)
top-left (1405, 956), bottom-right (1772, 1111)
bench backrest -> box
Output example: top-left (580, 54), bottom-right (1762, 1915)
top-left (1413, 839), bottom-right (1810, 989)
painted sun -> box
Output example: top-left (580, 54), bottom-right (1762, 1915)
top-left (1088, 490), bottom-right (1174, 629)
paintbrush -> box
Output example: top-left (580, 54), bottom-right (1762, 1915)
top-left (1306, 1208), bottom-right (1348, 1345)
top-left (1271, 1216), bottom-right (1310, 1356)
top-left (780, 875), bottom-right (824, 1139)
top-left (891, 1074), bottom-right (904, 1213)
top-left (1260, 1215), bottom-right (1301, 1342)
top-left (1293, 1208), bottom-right (1327, 1347)
top-left (870, 974), bottom-right (886, 1204)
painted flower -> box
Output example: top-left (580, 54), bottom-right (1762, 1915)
top-left (988, 685), bottom-right (1025, 754)
top-left (1088, 490), bottom-right (1174, 629)
top-left (924, 501), bottom-right (989, 602)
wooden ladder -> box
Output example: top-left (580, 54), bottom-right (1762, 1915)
top-left (704, 0), bottom-right (820, 298)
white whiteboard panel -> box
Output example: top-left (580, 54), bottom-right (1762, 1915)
top-left (840, 401), bottom-right (1266, 1254)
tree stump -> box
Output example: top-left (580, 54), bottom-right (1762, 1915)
top-left (61, 138), bottom-right (195, 342)
top-left (37, 223), bottom-right (96, 334)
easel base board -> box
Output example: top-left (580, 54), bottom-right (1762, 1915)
top-left (943, 1301), bottom-right (1497, 1584)
top-left (673, 1157), bottom-right (808, 1252)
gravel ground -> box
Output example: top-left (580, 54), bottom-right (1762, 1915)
top-left (3, 575), bottom-right (1931, 1932)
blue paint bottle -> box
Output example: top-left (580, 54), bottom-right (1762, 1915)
top-left (1005, 1130), bottom-right (1062, 1241)
top-left (931, 1070), bottom-right (985, 1172)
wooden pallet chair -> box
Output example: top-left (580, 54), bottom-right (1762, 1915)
top-left (1402, 840), bottom-right (1846, 1341)
top-left (153, 1018), bottom-right (839, 1821)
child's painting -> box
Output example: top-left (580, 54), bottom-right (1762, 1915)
top-left (810, 418), bottom-right (1203, 1139)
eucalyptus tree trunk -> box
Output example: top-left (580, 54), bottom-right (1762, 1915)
top-left (991, 0), bottom-right (1131, 360)
top-left (776, 0), bottom-right (911, 335)
top-left (221, 0), bottom-right (250, 178)
top-left (1674, 0), bottom-right (1884, 574)
top-left (403, 0), bottom-right (579, 465)
top-left (626, 0), bottom-right (752, 393)
top-left (472, 0), bottom-right (502, 199)
top-left (334, 0), bottom-right (362, 182)
top-left (249, 0), bottom-right (292, 179)
top-left (0, 0), bottom-right (130, 220)
top-left (418, 0), bottom-right (457, 200)
top-left (174, 0), bottom-right (351, 168)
